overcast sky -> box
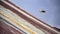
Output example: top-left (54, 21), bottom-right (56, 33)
top-left (9, 0), bottom-right (60, 28)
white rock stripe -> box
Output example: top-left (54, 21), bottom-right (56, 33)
top-left (0, 5), bottom-right (45, 34)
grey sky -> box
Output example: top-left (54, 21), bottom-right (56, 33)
top-left (9, 0), bottom-right (60, 28)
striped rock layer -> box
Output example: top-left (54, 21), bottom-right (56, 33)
top-left (0, 0), bottom-right (60, 34)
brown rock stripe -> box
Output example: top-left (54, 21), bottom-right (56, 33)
top-left (0, 19), bottom-right (25, 34)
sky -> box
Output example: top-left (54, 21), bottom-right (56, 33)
top-left (9, 0), bottom-right (60, 28)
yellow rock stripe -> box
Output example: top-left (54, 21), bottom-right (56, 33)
top-left (0, 11), bottom-right (36, 34)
